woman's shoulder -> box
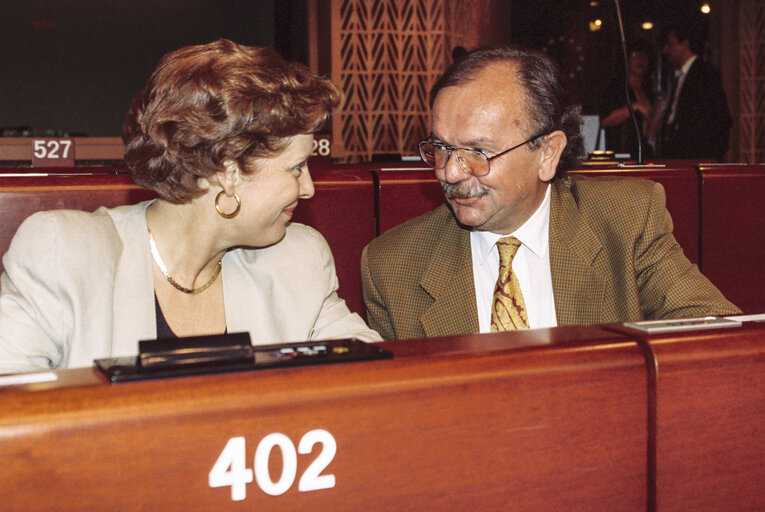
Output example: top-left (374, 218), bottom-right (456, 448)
top-left (4, 208), bottom-right (125, 286)
top-left (281, 222), bottom-right (330, 253)
top-left (15, 208), bottom-right (117, 245)
top-left (8, 203), bottom-right (151, 264)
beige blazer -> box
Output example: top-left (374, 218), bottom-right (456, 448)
top-left (0, 201), bottom-right (380, 373)
top-left (362, 175), bottom-right (740, 340)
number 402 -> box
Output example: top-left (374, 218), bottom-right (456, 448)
top-left (208, 430), bottom-right (337, 501)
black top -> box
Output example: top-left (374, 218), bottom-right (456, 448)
top-left (599, 78), bottom-right (654, 158)
top-left (154, 294), bottom-right (177, 339)
top-left (154, 294), bottom-right (227, 339)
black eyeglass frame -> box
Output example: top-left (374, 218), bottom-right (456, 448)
top-left (418, 131), bottom-right (549, 177)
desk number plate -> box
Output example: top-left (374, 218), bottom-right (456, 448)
top-left (32, 138), bottom-right (75, 167)
top-left (209, 430), bottom-right (336, 501)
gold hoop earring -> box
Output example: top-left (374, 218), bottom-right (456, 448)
top-left (215, 190), bottom-right (241, 219)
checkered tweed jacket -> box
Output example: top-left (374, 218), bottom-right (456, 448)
top-left (361, 175), bottom-right (740, 340)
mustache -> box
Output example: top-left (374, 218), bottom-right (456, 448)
top-left (442, 181), bottom-right (490, 200)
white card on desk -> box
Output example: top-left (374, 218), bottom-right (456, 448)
top-left (0, 371), bottom-right (58, 387)
top-left (724, 313), bottom-right (765, 323)
top-left (622, 316), bottom-right (741, 333)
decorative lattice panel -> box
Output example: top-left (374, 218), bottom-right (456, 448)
top-left (331, 0), bottom-right (495, 162)
top-left (739, 1), bottom-right (765, 163)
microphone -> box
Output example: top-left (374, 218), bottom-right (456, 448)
top-left (613, 0), bottom-right (645, 164)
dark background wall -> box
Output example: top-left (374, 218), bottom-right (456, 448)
top-left (510, 0), bottom-right (713, 114)
top-left (0, 0), bottom-right (294, 137)
top-left (0, 0), bottom-right (712, 137)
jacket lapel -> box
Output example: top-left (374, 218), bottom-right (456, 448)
top-left (549, 178), bottom-right (608, 325)
top-left (109, 201), bottom-right (159, 353)
top-left (419, 209), bottom-right (479, 336)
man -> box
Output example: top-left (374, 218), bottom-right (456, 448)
top-left (661, 24), bottom-right (731, 161)
top-left (361, 46), bottom-right (739, 340)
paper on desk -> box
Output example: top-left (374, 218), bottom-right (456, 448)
top-left (0, 371), bottom-right (58, 387)
top-left (724, 313), bottom-right (765, 322)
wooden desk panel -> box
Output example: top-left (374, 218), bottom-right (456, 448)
top-left (309, 161), bottom-right (431, 173)
top-left (291, 170), bottom-right (376, 316)
top-left (699, 165), bottom-right (765, 313)
top-left (650, 323), bottom-right (765, 512)
top-left (0, 137), bottom-right (124, 163)
top-left (376, 169), bottom-right (443, 234)
top-left (0, 327), bottom-right (647, 511)
top-left (608, 320), bottom-right (765, 512)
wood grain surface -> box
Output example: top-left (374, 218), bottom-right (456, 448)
top-left (0, 326), bottom-right (648, 511)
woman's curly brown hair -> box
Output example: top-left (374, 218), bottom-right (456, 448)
top-left (122, 39), bottom-right (342, 203)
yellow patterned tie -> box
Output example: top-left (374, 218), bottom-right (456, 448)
top-left (490, 236), bottom-right (529, 331)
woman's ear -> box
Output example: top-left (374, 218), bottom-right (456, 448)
top-left (216, 159), bottom-right (241, 196)
top-left (537, 130), bottom-right (567, 182)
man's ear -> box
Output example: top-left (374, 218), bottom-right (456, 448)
top-left (215, 159), bottom-right (241, 196)
top-left (538, 130), bottom-right (567, 182)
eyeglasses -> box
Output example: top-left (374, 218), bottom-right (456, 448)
top-left (418, 132), bottom-right (548, 177)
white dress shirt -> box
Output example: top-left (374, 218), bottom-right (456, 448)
top-left (667, 54), bottom-right (697, 125)
top-left (471, 184), bottom-right (557, 332)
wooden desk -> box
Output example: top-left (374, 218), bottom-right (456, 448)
top-left (376, 169), bottom-right (442, 234)
top-left (699, 164), bottom-right (765, 313)
top-left (0, 326), bottom-right (647, 511)
top-left (610, 319), bottom-right (765, 512)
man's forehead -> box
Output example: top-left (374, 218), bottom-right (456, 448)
top-left (436, 62), bottom-right (522, 104)
top-left (432, 63), bottom-right (528, 140)
top-left (465, 61), bottom-right (518, 91)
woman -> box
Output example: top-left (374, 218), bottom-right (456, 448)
top-left (0, 39), bottom-right (381, 373)
top-left (599, 41), bottom-right (657, 158)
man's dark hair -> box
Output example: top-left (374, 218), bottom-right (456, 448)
top-left (429, 45), bottom-right (584, 177)
top-left (664, 21), bottom-right (705, 55)
top-left (451, 45), bottom-right (468, 62)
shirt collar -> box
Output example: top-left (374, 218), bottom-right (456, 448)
top-left (678, 54), bottom-right (697, 76)
top-left (470, 184), bottom-right (551, 264)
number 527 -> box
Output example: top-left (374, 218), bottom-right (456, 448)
top-left (33, 139), bottom-right (72, 159)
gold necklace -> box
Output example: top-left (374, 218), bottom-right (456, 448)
top-left (148, 229), bottom-right (221, 295)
